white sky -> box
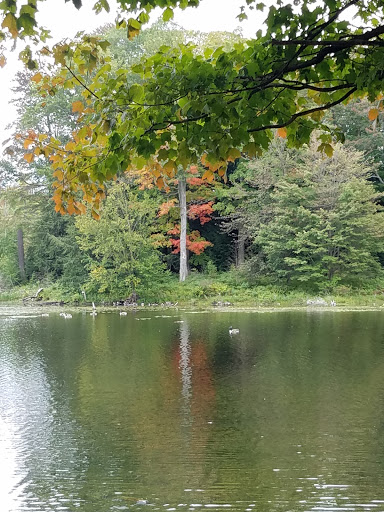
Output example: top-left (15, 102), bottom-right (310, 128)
top-left (0, 0), bottom-right (260, 145)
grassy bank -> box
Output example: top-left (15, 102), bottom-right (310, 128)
top-left (2, 271), bottom-right (384, 309)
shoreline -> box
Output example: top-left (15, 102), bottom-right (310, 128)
top-left (1, 301), bottom-right (384, 317)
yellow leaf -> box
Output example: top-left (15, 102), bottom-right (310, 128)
top-left (23, 138), bottom-right (34, 149)
top-left (323, 143), bottom-right (334, 158)
top-left (2, 12), bottom-right (18, 38)
top-left (65, 141), bottom-right (76, 151)
top-left (0, 55), bottom-right (6, 67)
top-left (163, 160), bottom-right (177, 176)
top-left (91, 210), bottom-right (100, 220)
top-left (76, 203), bottom-right (86, 214)
top-left (202, 170), bottom-right (214, 182)
top-left (318, 143), bottom-right (334, 158)
top-left (38, 133), bottom-right (48, 142)
top-left (53, 170), bottom-right (64, 181)
top-left (368, 108), bottom-right (379, 121)
top-left (24, 153), bottom-right (34, 163)
top-left (31, 73), bottom-right (43, 83)
top-left (72, 101), bottom-right (84, 114)
top-left (277, 127), bottom-right (287, 138)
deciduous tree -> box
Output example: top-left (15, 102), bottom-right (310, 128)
top-left (12, 0), bottom-right (384, 211)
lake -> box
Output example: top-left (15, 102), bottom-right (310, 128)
top-left (1, 308), bottom-right (384, 511)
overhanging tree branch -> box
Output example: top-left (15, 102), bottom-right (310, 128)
top-left (248, 87), bottom-right (357, 133)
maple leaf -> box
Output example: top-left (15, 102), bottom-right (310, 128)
top-left (188, 201), bottom-right (214, 225)
top-left (368, 108), bottom-right (379, 121)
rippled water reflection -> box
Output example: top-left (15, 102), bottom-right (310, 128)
top-left (1, 309), bottom-right (384, 511)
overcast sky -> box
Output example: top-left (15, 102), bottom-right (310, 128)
top-left (0, 0), bottom-right (260, 145)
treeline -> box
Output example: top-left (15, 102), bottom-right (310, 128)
top-left (1, 22), bottom-right (384, 303)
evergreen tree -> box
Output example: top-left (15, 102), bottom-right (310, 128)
top-left (256, 144), bottom-right (384, 289)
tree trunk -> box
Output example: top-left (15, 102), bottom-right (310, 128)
top-left (236, 227), bottom-right (245, 267)
top-left (17, 228), bottom-right (26, 281)
top-left (178, 173), bottom-right (188, 282)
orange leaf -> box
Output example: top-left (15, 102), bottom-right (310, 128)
top-left (368, 108), bottom-right (379, 121)
top-left (0, 55), bottom-right (6, 67)
top-left (156, 177), bottom-right (165, 189)
top-left (72, 101), bottom-right (84, 114)
top-left (31, 73), bottom-right (43, 83)
top-left (24, 153), bottom-right (34, 163)
top-left (67, 202), bottom-right (75, 215)
top-left (277, 127), bottom-right (287, 138)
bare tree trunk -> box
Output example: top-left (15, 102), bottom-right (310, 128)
top-left (236, 227), bottom-right (245, 267)
top-left (237, 227), bottom-right (245, 267)
top-left (17, 228), bottom-right (26, 281)
top-left (178, 173), bottom-right (188, 282)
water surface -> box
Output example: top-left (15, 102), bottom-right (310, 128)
top-left (1, 308), bottom-right (384, 511)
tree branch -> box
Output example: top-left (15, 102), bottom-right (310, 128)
top-left (272, 38), bottom-right (384, 47)
top-left (247, 86), bottom-right (357, 133)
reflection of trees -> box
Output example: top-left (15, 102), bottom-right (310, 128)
top-left (179, 320), bottom-right (192, 426)
top-left (3, 311), bottom-right (384, 510)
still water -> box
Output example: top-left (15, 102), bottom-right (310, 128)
top-left (1, 308), bottom-right (384, 511)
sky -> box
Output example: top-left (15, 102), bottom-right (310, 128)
top-left (0, 0), bottom-right (260, 145)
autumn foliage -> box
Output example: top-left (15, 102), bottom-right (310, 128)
top-left (168, 226), bottom-right (213, 255)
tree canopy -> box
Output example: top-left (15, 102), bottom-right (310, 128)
top-left (2, 0), bottom-right (384, 212)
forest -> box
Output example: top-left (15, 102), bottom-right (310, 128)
top-left (1, 6), bottom-right (384, 307)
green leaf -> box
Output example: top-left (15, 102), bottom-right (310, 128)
top-left (129, 84), bottom-right (144, 102)
top-left (162, 7), bottom-right (174, 21)
top-left (17, 13), bottom-right (36, 35)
